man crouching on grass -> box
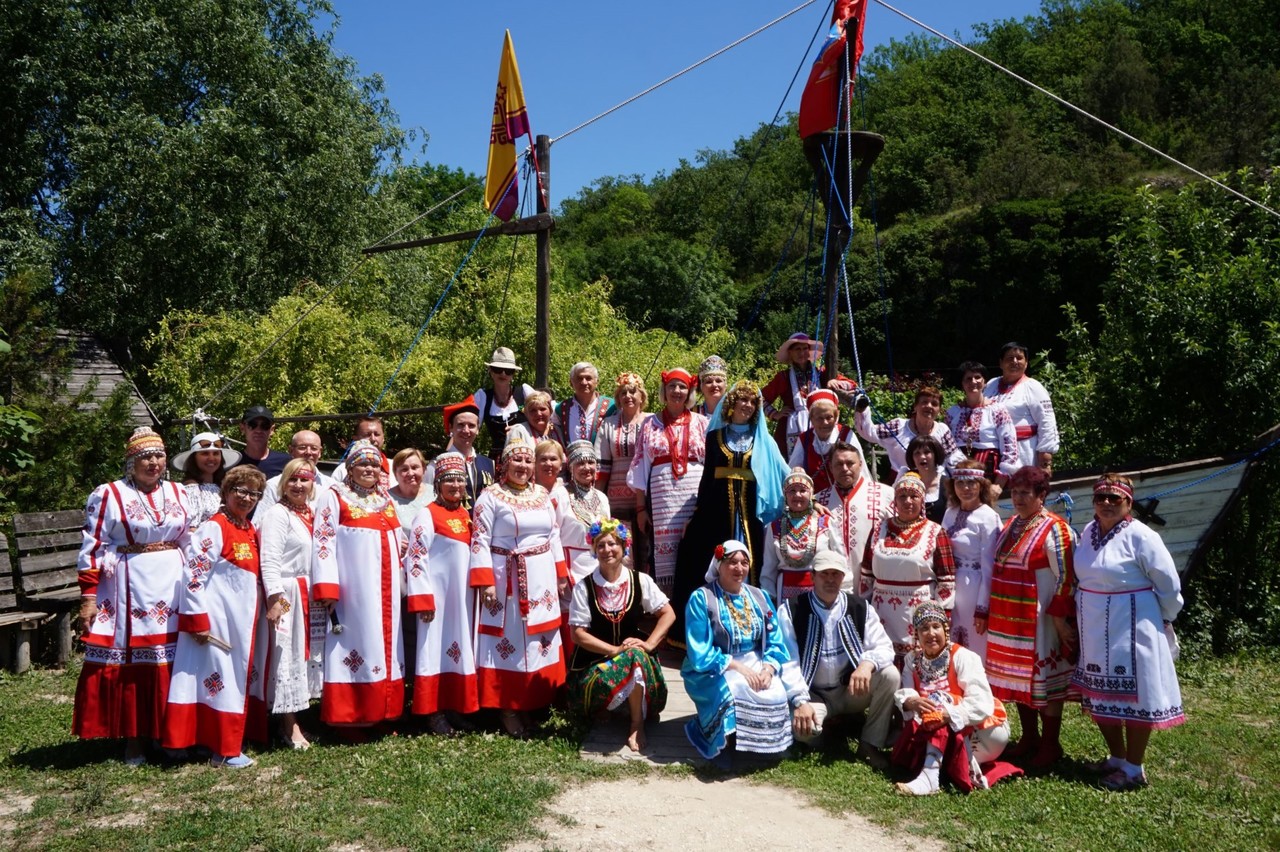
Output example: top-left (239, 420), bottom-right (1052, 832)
top-left (779, 550), bottom-right (899, 769)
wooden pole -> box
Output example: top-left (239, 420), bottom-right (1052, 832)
top-left (823, 227), bottom-right (847, 385)
top-left (535, 134), bottom-right (552, 387)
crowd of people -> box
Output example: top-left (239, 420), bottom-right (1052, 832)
top-left (72, 337), bottom-right (1184, 796)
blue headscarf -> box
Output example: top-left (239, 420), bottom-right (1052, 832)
top-left (707, 381), bottom-right (789, 525)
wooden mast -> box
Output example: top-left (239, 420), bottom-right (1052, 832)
top-left (535, 134), bottom-right (552, 387)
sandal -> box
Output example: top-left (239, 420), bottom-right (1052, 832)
top-left (1084, 756), bottom-right (1124, 774)
top-left (1100, 767), bottom-right (1148, 792)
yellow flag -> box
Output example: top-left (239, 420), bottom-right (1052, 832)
top-left (485, 31), bottom-right (531, 221)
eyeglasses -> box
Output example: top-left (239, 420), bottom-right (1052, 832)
top-left (490, 367), bottom-right (514, 375)
top-left (246, 420), bottom-right (272, 430)
top-left (1093, 493), bottom-right (1126, 505)
top-left (194, 439), bottom-right (225, 449)
top-left (230, 486), bottom-right (263, 501)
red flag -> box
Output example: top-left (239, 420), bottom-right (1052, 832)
top-left (485, 31), bottom-right (533, 221)
top-left (798, 0), bottom-right (868, 139)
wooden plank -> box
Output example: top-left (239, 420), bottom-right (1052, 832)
top-left (14, 531), bottom-right (82, 552)
top-left (28, 588), bottom-right (81, 604)
top-left (13, 510), bottom-right (83, 536)
top-left (361, 212), bottom-right (554, 255)
top-left (0, 612), bottom-right (48, 629)
top-left (16, 551), bottom-right (79, 574)
top-left (22, 568), bottom-right (80, 594)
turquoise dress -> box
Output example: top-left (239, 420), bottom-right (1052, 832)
top-left (681, 581), bottom-right (805, 759)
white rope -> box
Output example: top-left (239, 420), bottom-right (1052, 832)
top-left (873, 0), bottom-right (1280, 222)
top-left (551, 0), bottom-right (821, 144)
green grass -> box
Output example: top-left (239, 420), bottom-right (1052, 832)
top-left (754, 656), bottom-right (1280, 851)
top-left (2, 656), bottom-right (1276, 850)
top-left (0, 660), bottom-right (620, 851)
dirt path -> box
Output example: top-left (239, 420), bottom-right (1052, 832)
top-left (508, 775), bottom-right (925, 852)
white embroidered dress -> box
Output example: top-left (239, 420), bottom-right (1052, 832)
top-left (469, 482), bottom-right (568, 710)
top-left (258, 502), bottom-right (320, 712)
top-left (982, 375), bottom-right (1059, 467)
top-left (942, 504), bottom-right (1001, 660)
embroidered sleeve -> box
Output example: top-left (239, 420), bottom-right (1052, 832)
top-left (951, 647), bottom-right (998, 729)
top-left (311, 487), bottom-right (341, 602)
top-left (935, 422), bottom-right (966, 473)
top-left (177, 520), bottom-right (220, 633)
top-left (1030, 379), bottom-right (1060, 455)
top-left (993, 405), bottom-right (1020, 479)
top-left (78, 485), bottom-right (113, 596)
top-left (1136, 524), bottom-right (1183, 623)
top-left (404, 510), bottom-right (436, 613)
top-left (976, 510), bottom-right (999, 617)
top-left (468, 492), bottom-right (497, 588)
top-left (1043, 517), bottom-right (1076, 617)
top-left (625, 417), bottom-right (654, 494)
top-left (858, 523), bottom-right (877, 599)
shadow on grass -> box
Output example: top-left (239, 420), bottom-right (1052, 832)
top-left (9, 737), bottom-right (120, 770)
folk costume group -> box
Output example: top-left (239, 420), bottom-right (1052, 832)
top-left (72, 338), bottom-right (1183, 794)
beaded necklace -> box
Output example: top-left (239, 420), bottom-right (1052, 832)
top-left (127, 478), bottom-right (167, 526)
top-left (569, 482), bottom-right (603, 526)
top-left (914, 644), bottom-right (951, 686)
top-left (592, 570), bottom-right (634, 625)
top-left (723, 588), bottom-right (755, 640)
top-left (779, 511), bottom-right (819, 568)
top-left (284, 498), bottom-right (314, 528)
top-left (1090, 516), bottom-right (1132, 550)
top-left (611, 415), bottom-right (642, 460)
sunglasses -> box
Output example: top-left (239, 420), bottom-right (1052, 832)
top-left (490, 367), bottom-right (514, 375)
top-left (194, 439), bottom-right (225, 449)
top-left (246, 420), bottom-right (272, 430)
top-left (1093, 493), bottom-right (1127, 505)
top-left (230, 486), bottom-right (263, 500)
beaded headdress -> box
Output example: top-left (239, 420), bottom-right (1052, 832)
top-left (433, 451), bottom-right (468, 482)
top-left (784, 466), bottom-right (814, 490)
top-left (912, 601), bottom-right (950, 632)
top-left (345, 439), bottom-right (382, 470)
top-left (697, 355), bottom-right (727, 379)
top-left (125, 426), bottom-right (166, 460)
top-left (615, 371), bottom-right (644, 391)
top-left (565, 440), bottom-right (597, 467)
top-left (500, 431), bottom-right (534, 464)
top-left (951, 466), bottom-right (987, 481)
top-left (895, 471), bottom-right (927, 495)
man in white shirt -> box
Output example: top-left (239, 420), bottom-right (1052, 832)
top-left (780, 550), bottom-right (899, 768)
top-left (258, 429), bottom-right (334, 510)
top-left (814, 441), bottom-right (893, 586)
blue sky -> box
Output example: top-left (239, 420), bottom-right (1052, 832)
top-left (325, 1), bottom-right (1045, 203)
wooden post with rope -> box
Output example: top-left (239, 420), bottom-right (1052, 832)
top-left (535, 134), bottom-right (552, 387)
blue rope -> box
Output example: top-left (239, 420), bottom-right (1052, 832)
top-left (368, 176), bottom-right (517, 414)
top-left (856, 75), bottom-right (895, 390)
top-left (644, 2), bottom-right (831, 382)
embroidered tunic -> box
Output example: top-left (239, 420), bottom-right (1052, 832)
top-left (555, 486), bottom-right (613, 584)
top-left (854, 410), bottom-right (965, 477)
top-left (598, 413), bottom-right (645, 509)
top-left (860, 517), bottom-right (957, 657)
top-left (942, 504), bottom-right (1002, 660)
top-left (626, 410), bottom-right (708, 587)
top-left (787, 424), bottom-right (863, 495)
top-left (816, 478), bottom-right (893, 588)
top-left (945, 401), bottom-right (1020, 483)
top-left (1072, 517), bottom-right (1185, 730)
top-left (312, 484), bottom-right (408, 725)
top-left (759, 512), bottom-right (837, 604)
top-left (985, 511), bottom-right (1075, 708)
top-left (164, 513), bottom-right (267, 757)
top-left (681, 582), bottom-right (806, 759)
top-left (183, 482), bottom-right (222, 528)
top-left (982, 375), bottom-right (1059, 467)
top-left (405, 502), bottom-right (479, 715)
top-left (469, 482), bottom-right (569, 710)
top-left (257, 502), bottom-right (320, 713)
top-left (74, 479), bottom-right (192, 741)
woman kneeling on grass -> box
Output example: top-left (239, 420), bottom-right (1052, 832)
top-left (892, 602), bottom-right (1014, 795)
top-left (568, 519), bottom-right (674, 752)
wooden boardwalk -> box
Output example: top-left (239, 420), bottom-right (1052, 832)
top-left (579, 657), bottom-right (703, 766)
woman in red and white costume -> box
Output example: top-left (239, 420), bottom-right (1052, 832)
top-left (471, 432), bottom-right (569, 737)
top-left (788, 388), bottom-right (862, 495)
top-left (982, 342), bottom-right (1058, 472)
top-left (164, 466), bottom-right (268, 767)
top-left (312, 439), bottom-right (408, 731)
top-left (404, 452), bottom-right (478, 735)
top-left (74, 427), bottom-right (193, 766)
top-left (627, 368), bottom-right (708, 590)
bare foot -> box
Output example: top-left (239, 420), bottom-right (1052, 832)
top-left (626, 728), bottom-right (647, 752)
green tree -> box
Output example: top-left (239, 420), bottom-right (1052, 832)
top-left (0, 0), bottom-right (403, 354)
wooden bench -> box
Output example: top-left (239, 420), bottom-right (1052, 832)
top-left (0, 533), bottom-right (51, 673)
top-left (13, 509), bottom-right (84, 666)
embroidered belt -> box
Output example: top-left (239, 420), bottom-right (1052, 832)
top-left (1079, 585), bottom-right (1152, 595)
top-left (1014, 425), bottom-right (1039, 440)
top-left (714, 467), bottom-right (755, 481)
top-left (491, 541), bottom-right (552, 621)
top-left (873, 577), bottom-right (933, 587)
top-left (117, 542), bottom-right (180, 554)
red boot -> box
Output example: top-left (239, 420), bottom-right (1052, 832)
top-left (1025, 712), bottom-right (1064, 768)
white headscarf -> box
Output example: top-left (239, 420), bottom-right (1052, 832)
top-left (704, 539), bottom-right (750, 583)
